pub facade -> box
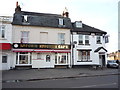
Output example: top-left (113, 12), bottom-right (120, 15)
top-left (11, 3), bottom-right (72, 69)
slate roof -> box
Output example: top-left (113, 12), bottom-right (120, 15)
top-left (94, 47), bottom-right (107, 52)
top-left (71, 23), bottom-right (107, 34)
top-left (12, 11), bottom-right (72, 29)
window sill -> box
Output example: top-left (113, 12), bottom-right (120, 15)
top-left (85, 44), bottom-right (90, 45)
top-left (77, 60), bottom-right (92, 62)
top-left (78, 44), bottom-right (84, 45)
top-left (96, 43), bottom-right (102, 44)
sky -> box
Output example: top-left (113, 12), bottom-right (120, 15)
top-left (0, 0), bottom-right (119, 53)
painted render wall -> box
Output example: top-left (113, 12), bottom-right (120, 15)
top-left (72, 34), bottom-right (107, 65)
top-left (12, 25), bottom-right (70, 44)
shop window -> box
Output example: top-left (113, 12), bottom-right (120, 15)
top-left (2, 56), bottom-right (7, 63)
top-left (46, 55), bottom-right (50, 62)
top-left (78, 51), bottom-right (91, 62)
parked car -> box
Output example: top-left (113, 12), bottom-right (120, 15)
top-left (107, 60), bottom-right (119, 69)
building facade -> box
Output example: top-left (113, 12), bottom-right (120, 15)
top-left (11, 4), bottom-right (72, 69)
top-left (0, 16), bottom-right (13, 70)
top-left (71, 21), bottom-right (108, 67)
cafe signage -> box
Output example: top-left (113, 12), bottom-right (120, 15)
top-left (13, 43), bottom-right (71, 49)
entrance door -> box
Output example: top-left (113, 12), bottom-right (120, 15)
top-left (2, 55), bottom-right (9, 70)
top-left (99, 53), bottom-right (106, 67)
top-left (55, 53), bottom-right (68, 65)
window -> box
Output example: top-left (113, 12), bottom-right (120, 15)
top-left (78, 50), bottom-right (91, 62)
top-left (58, 33), bottom-right (65, 44)
top-left (96, 36), bottom-right (101, 44)
top-left (85, 35), bottom-right (89, 45)
top-left (40, 32), bottom-right (48, 43)
top-left (37, 53), bottom-right (41, 59)
top-left (21, 31), bottom-right (29, 43)
top-left (76, 21), bottom-right (82, 28)
top-left (2, 56), bottom-right (7, 63)
top-left (22, 15), bottom-right (28, 23)
top-left (16, 52), bottom-right (31, 64)
top-left (78, 34), bottom-right (83, 44)
top-left (46, 55), bottom-right (50, 62)
top-left (0, 25), bottom-right (5, 38)
top-left (59, 18), bottom-right (64, 25)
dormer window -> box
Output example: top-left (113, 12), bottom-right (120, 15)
top-left (59, 18), bottom-right (64, 25)
top-left (76, 21), bottom-right (82, 28)
top-left (22, 15), bottom-right (28, 23)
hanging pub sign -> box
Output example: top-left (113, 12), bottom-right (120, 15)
top-left (12, 43), bottom-right (71, 49)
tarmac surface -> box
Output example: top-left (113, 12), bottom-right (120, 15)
top-left (2, 67), bottom-right (120, 83)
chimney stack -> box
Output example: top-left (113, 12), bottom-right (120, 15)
top-left (62, 7), bottom-right (69, 18)
top-left (15, 1), bottom-right (21, 12)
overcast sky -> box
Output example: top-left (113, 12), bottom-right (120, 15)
top-left (0, 0), bottom-right (119, 53)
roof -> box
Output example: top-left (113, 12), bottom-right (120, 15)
top-left (94, 47), bottom-right (107, 52)
top-left (12, 11), bottom-right (72, 29)
top-left (71, 23), bottom-right (107, 34)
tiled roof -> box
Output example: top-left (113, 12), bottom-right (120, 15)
top-left (71, 23), bottom-right (107, 34)
top-left (12, 11), bottom-right (72, 29)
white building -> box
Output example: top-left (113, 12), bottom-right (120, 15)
top-left (71, 21), bottom-right (108, 67)
top-left (0, 16), bottom-right (13, 70)
top-left (11, 3), bottom-right (72, 69)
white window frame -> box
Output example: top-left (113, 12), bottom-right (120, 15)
top-left (85, 35), bottom-right (89, 45)
top-left (21, 31), bottom-right (29, 43)
top-left (96, 36), bottom-right (101, 44)
top-left (58, 33), bottom-right (65, 44)
top-left (59, 18), bottom-right (64, 25)
top-left (78, 34), bottom-right (83, 44)
top-left (0, 25), bottom-right (5, 38)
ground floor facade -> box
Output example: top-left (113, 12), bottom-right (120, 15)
top-left (72, 46), bottom-right (107, 67)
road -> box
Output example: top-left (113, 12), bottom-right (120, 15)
top-left (2, 74), bottom-right (119, 88)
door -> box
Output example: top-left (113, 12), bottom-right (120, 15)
top-left (2, 55), bottom-right (9, 70)
top-left (55, 53), bottom-right (68, 65)
top-left (99, 53), bottom-right (106, 67)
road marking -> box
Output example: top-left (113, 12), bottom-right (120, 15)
top-left (71, 83), bottom-right (117, 88)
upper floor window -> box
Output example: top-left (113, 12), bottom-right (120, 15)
top-left (76, 21), bottom-right (82, 28)
top-left (0, 25), bottom-right (5, 38)
top-left (85, 35), bottom-right (89, 45)
top-left (78, 34), bottom-right (83, 44)
top-left (22, 15), bottom-right (28, 23)
top-left (58, 18), bottom-right (64, 25)
top-left (21, 31), bottom-right (29, 43)
top-left (58, 33), bottom-right (65, 44)
top-left (96, 36), bottom-right (101, 44)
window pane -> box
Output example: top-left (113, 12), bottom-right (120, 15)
top-left (46, 55), bottom-right (50, 62)
top-left (2, 56), bottom-right (7, 63)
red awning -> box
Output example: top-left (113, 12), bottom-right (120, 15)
top-left (12, 49), bottom-right (71, 53)
top-left (0, 43), bottom-right (11, 50)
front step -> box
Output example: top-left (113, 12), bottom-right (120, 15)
top-left (15, 65), bottom-right (32, 70)
top-left (55, 65), bottom-right (68, 69)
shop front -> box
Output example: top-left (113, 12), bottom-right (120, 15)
top-left (0, 43), bottom-right (11, 70)
top-left (12, 43), bottom-right (71, 69)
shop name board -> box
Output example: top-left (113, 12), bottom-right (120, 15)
top-left (13, 43), bottom-right (70, 49)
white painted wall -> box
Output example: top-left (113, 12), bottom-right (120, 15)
top-left (32, 53), bottom-right (55, 68)
top-left (72, 33), bottom-right (107, 65)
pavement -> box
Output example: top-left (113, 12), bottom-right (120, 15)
top-left (1, 67), bottom-right (120, 83)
